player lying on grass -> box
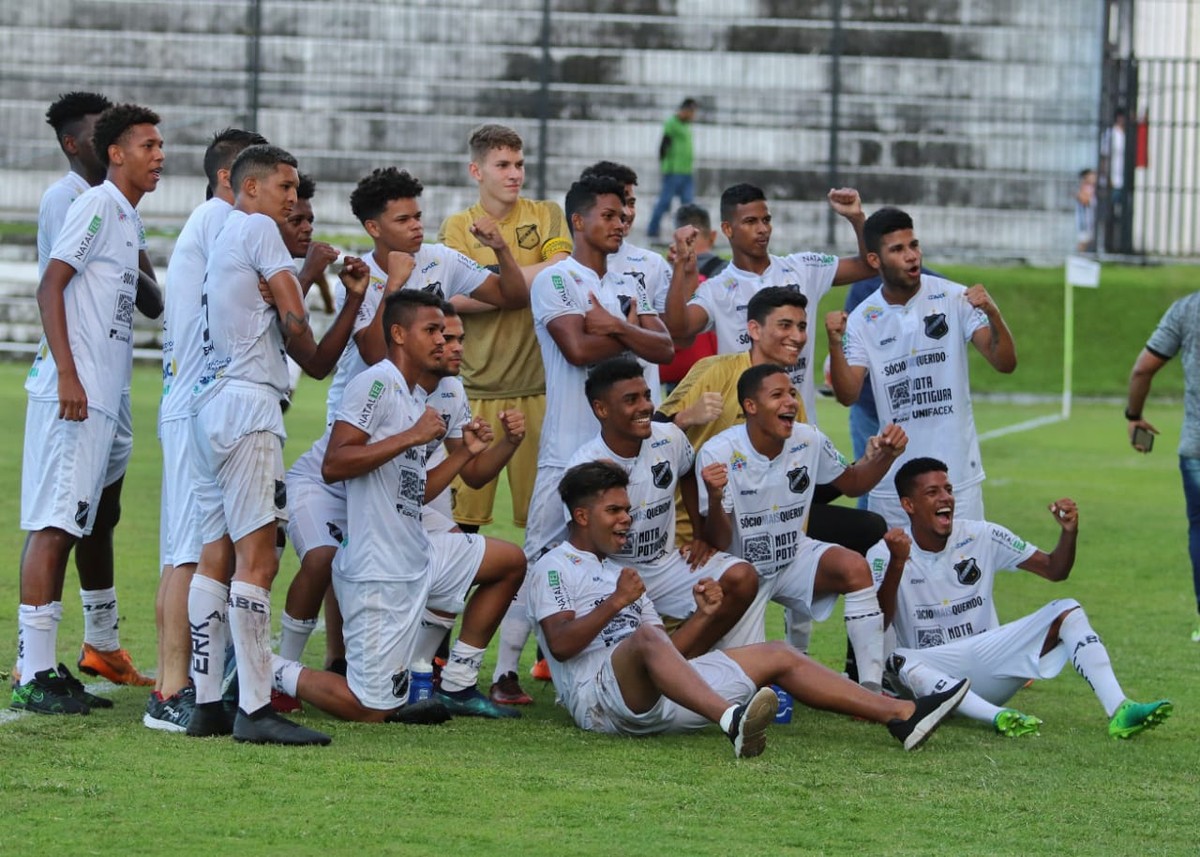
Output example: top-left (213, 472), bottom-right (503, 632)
top-left (528, 460), bottom-right (970, 756)
top-left (871, 457), bottom-right (1173, 739)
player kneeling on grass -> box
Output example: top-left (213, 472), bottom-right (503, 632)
top-left (872, 457), bottom-right (1172, 739)
top-left (528, 460), bottom-right (971, 756)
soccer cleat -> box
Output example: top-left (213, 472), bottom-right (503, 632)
top-left (1190, 622), bottom-right (1200, 643)
top-left (187, 700), bottom-right (237, 738)
top-left (888, 678), bottom-right (970, 751)
top-left (77, 643), bottom-right (154, 686)
top-left (233, 706), bottom-right (331, 746)
top-left (726, 687), bottom-right (778, 758)
top-left (489, 671), bottom-right (534, 705)
top-left (436, 686), bottom-right (521, 719)
top-left (57, 662), bottom-right (114, 709)
top-left (1108, 699), bottom-right (1173, 739)
top-left (144, 686), bottom-right (196, 733)
top-left (10, 669), bottom-right (90, 715)
top-left (530, 658), bottom-right (552, 682)
top-left (993, 708), bottom-right (1042, 737)
top-left (384, 698), bottom-right (452, 725)
top-left (270, 689), bottom-right (303, 714)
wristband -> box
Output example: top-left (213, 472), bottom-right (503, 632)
top-left (541, 237), bottom-right (572, 261)
top-left (1124, 408), bottom-right (1141, 421)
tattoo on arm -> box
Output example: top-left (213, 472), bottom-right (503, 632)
top-left (281, 310), bottom-right (311, 343)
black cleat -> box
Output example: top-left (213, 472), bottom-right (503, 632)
top-left (10, 668), bottom-right (90, 715)
top-left (187, 700), bottom-right (237, 737)
top-left (726, 687), bottom-right (778, 758)
top-left (57, 662), bottom-right (114, 709)
top-left (384, 697), bottom-right (452, 725)
top-left (233, 706), bottom-right (331, 746)
top-left (888, 678), bottom-right (970, 750)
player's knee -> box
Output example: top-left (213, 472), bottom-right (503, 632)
top-left (630, 623), bottom-right (671, 652)
top-left (721, 563), bottom-right (758, 603)
top-left (92, 491), bottom-right (122, 532)
top-left (826, 551), bottom-right (872, 592)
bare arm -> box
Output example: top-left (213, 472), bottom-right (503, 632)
top-left (829, 423), bottom-right (907, 497)
top-left (461, 217), bottom-right (529, 310)
top-left (273, 263), bottom-right (365, 380)
top-left (36, 259), bottom-right (87, 421)
top-left (827, 188), bottom-right (875, 285)
top-left (1017, 499), bottom-right (1078, 582)
top-left (669, 578), bottom-right (724, 659)
top-left (136, 250), bottom-right (164, 319)
top-left (457, 409), bottom-right (524, 488)
top-left (876, 529), bottom-right (910, 630)
top-left (967, 285), bottom-right (1017, 374)
top-left (1126, 347), bottom-right (1167, 449)
top-left (699, 461), bottom-right (734, 550)
top-left (321, 406), bottom-right (445, 483)
top-left (538, 567), bottom-right (646, 662)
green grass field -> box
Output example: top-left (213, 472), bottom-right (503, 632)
top-left (1, 264), bottom-right (1198, 855)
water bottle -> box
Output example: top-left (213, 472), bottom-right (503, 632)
top-left (408, 660), bottom-right (434, 704)
top-left (772, 684), bottom-right (793, 724)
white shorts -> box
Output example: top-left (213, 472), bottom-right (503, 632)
top-left (285, 468), bottom-right (347, 561)
top-left (889, 598), bottom-right (1079, 706)
top-left (422, 506), bottom-right (457, 535)
top-left (524, 464), bottom-right (568, 563)
top-left (637, 550), bottom-right (746, 620)
top-left (193, 385), bottom-right (288, 544)
top-left (577, 649), bottom-right (756, 736)
top-left (720, 539), bottom-right (838, 649)
top-left (870, 481), bottom-right (984, 530)
top-left (21, 399), bottom-right (118, 537)
top-left (107, 390), bottom-right (133, 487)
top-left (333, 573), bottom-right (430, 711)
top-left (425, 531), bottom-right (486, 614)
top-left (159, 417), bottom-right (202, 568)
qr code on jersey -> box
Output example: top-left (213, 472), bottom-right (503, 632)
top-left (916, 627), bottom-right (945, 648)
top-left (109, 292), bottom-right (134, 342)
top-left (742, 534), bottom-right (772, 566)
top-left (399, 470), bottom-right (424, 518)
top-left (886, 378), bottom-right (910, 412)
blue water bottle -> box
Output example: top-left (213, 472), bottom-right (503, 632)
top-left (772, 684), bottom-right (793, 724)
top-left (408, 661), bottom-right (434, 704)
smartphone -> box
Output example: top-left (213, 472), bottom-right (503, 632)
top-left (1132, 426), bottom-right (1155, 452)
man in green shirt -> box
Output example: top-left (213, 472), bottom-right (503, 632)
top-left (647, 98), bottom-right (698, 242)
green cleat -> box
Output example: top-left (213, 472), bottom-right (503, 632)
top-left (1190, 622), bottom-right (1200, 643)
top-left (10, 669), bottom-right (91, 715)
top-left (436, 686), bottom-right (521, 719)
top-left (993, 708), bottom-right (1042, 737)
top-left (1108, 699), bottom-right (1173, 739)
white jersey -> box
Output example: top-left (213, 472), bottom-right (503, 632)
top-left (608, 240), bottom-right (672, 403)
top-left (567, 422), bottom-right (694, 566)
top-left (528, 541), bottom-right (662, 726)
top-left (867, 518), bottom-right (1037, 650)
top-left (842, 276), bottom-right (989, 500)
top-left (37, 171), bottom-right (91, 278)
top-left (333, 359), bottom-right (430, 583)
top-left (324, 245), bottom-right (489, 426)
top-left (530, 257), bottom-right (655, 468)
top-left (421, 374), bottom-right (472, 522)
top-left (688, 252), bottom-right (838, 424)
top-left (26, 181), bottom-right (146, 420)
top-left (697, 423), bottom-right (847, 579)
top-left (195, 210), bottom-right (296, 404)
top-left (160, 197), bottom-right (233, 424)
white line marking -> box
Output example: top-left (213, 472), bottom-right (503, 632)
top-left (978, 413), bottom-right (1065, 442)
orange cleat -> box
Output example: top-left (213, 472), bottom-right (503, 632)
top-left (78, 643), bottom-right (154, 686)
top-left (530, 658), bottom-right (552, 682)
top-left (489, 671), bottom-right (534, 705)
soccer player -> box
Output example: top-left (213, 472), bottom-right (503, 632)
top-left (186, 144), bottom-right (371, 745)
top-left (528, 461), bottom-right (969, 754)
top-left (15, 103), bottom-right (164, 714)
top-left (696, 365), bottom-right (907, 691)
top-left (147, 127), bottom-right (267, 733)
top-left (567, 357), bottom-right (758, 653)
top-left (662, 182), bottom-right (875, 426)
top-left (826, 207), bottom-right (1016, 527)
top-left (871, 457), bottom-right (1172, 739)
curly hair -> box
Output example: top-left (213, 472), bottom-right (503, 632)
top-left (349, 167), bottom-right (424, 223)
top-left (92, 103), bottom-right (161, 167)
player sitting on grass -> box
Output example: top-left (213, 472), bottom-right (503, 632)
top-left (871, 457), bottom-right (1173, 739)
top-left (528, 460), bottom-right (970, 756)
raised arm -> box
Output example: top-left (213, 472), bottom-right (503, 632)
top-left (829, 423), bottom-right (907, 497)
top-left (967, 285), bottom-right (1017, 374)
top-left (827, 188), bottom-right (876, 284)
top-left (321, 405), bottom-right (446, 484)
top-left (274, 256), bottom-right (369, 380)
top-left (1017, 499), bottom-right (1078, 582)
top-left (825, 309), bottom-right (868, 406)
top-left (538, 567), bottom-right (647, 661)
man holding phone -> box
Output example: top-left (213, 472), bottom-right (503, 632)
top-left (1127, 291), bottom-right (1200, 641)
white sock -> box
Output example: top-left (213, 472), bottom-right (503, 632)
top-left (18, 602), bottom-right (58, 684)
top-left (492, 610), bottom-right (532, 684)
top-left (783, 610), bottom-right (812, 652)
top-left (188, 575), bottom-right (229, 705)
top-left (843, 587), bottom-right (884, 691)
top-left (271, 654), bottom-right (303, 697)
top-left (413, 609), bottom-right (456, 667)
top-left (441, 640), bottom-right (486, 693)
top-left (718, 704), bottom-right (739, 733)
top-left (81, 586), bottom-right (120, 651)
top-left (15, 614), bottom-right (23, 677)
top-left (279, 612), bottom-right (318, 663)
top-left (1059, 607), bottom-right (1126, 717)
top-left (229, 581), bottom-right (273, 715)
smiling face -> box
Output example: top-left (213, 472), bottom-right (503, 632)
top-left (743, 370), bottom-right (799, 443)
top-left (366, 196), bottom-right (423, 255)
top-left (594, 376), bottom-right (654, 447)
top-left (749, 304), bottom-right (807, 367)
top-left (900, 468), bottom-right (956, 541)
top-left (110, 123), bottom-right (165, 197)
top-left (575, 486), bottom-right (634, 556)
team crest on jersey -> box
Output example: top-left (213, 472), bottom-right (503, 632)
top-left (422, 281), bottom-right (445, 298)
top-left (391, 668), bottom-right (411, 700)
top-left (651, 460), bottom-right (672, 489)
top-left (274, 480), bottom-right (287, 510)
top-left (729, 451), bottom-right (748, 472)
top-left (75, 501), bottom-right (91, 528)
top-left (787, 466), bottom-right (810, 494)
top-left (924, 313), bottom-right (949, 340)
top-left (326, 521), bottom-right (344, 544)
top-left (954, 557), bottom-right (981, 586)
top-left (516, 224), bottom-right (541, 250)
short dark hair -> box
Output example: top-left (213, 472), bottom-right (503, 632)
top-left (45, 91), bottom-right (111, 141)
top-left (863, 207), bottom-right (914, 255)
top-left (558, 460), bottom-right (629, 515)
top-left (92, 103), bottom-right (160, 167)
top-left (584, 356), bottom-right (645, 406)
top-left (564, 174), bottom-right (626, 231)
top-left (583, 160), bottom-right (638, 188)
top-left (297, 172), bottom-right (316, 200)
top-left (203, 128), bottom-right (268, 190)
top-left (680, 97), bottom-right (698, 110)
top-left (674, 203), bottom-right (711, 232)
top-left (737, 363), bottom-right (788, 407)
top-left (382, 288), bottom-right (444, 336)
top-left (440, 300), bottom-right (460, 320)
top-left (894, 457), bottom-right (948, 498)
top-left (350, 167), bottom-right (423, 223)
top-left (746, 286), bottom-right (807, 326)
top-left (229, 144), bottom-right (298, 195)
top-left (719, 183), bottom-right (766, 223)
